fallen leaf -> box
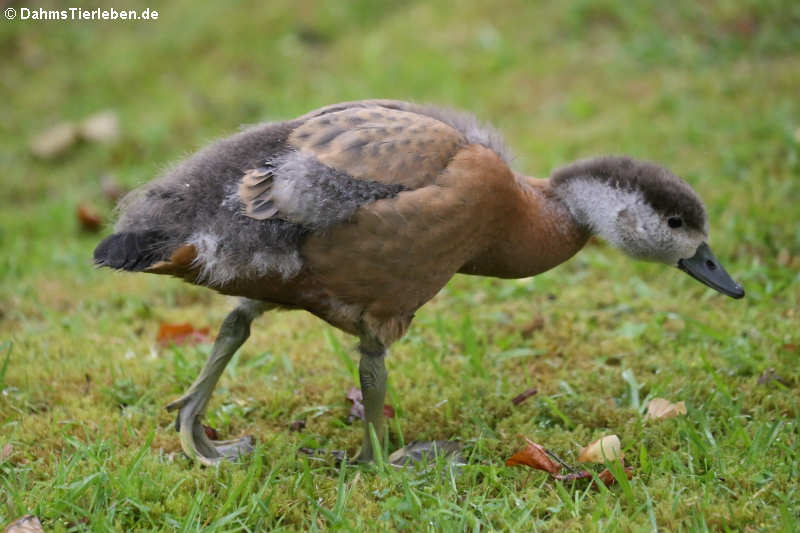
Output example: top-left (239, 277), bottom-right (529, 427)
top-left (1, 443), bottom-right (12, 461)
top-left (596, 468), bottom-right (615, 485)
top-left (578, 435), bottom-right (623, 463)
top-left (156, 323), bottom-right (211, 346)
top-left (77, 204), bottom-right (103, 232)
top-left (345, 387), bottom-right (363, 422)
top-left (79, 110), bottom-right (120, 143)
top-left (511, 387), bottom-right (538, 406)
top-left (644, 398), bottom-right (687, 421)
top-left (506, 436), bottom-right (636, 489)
top-left (781, 344), bottom-right (797, 352)
top-left (2, 515), bottom-right (44, 533)
top-left (505, 438), bottom-right (560, 474)
top-left (597, 464), bottom-right (634, 486)
top-left (345, 387), bottom-right (361, 402)
top-left (203, 425), bottom-right (218, 440)
top-left (344, 387), bottom-right (395, 423)
top-left (288, 420), bottom-right (306, 432)
top-left (757, 368), bottom-right (791, 387)
top-left (29, 122), bottom-right (77, 158)
top-left (520, 316), bottom-right (544, 338)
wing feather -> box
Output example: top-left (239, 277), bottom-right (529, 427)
top-left (239, 104), bottom-right (471, 230)
top-left (288, 106), bottom-right (467, 188)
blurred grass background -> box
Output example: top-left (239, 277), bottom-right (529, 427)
top-left (1, 0), bottom-right (799, 531)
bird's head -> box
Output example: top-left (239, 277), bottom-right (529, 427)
top-left (553, 156), bottom-right (744, 299)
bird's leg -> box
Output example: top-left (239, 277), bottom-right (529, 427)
top-left (165, 300), bottom-right (270, 465)
top-left (354, 337), bottom-right (387, 463)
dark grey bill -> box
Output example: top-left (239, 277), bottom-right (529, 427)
top-left (677, 242), bottom-right (745, 299)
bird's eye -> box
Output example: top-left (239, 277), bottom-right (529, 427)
top-left (668, 216), bottom-right (683, 229)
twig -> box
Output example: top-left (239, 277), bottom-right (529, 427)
top-left (544, 448), bottom-right (580, 473)
top-left (511, 387), bottom-right (538, 406)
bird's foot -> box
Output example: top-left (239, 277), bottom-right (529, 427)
top-left (351, 445), bottom-right (380, 464)
top-left (387, 440), bottom-right (464, 467)
top-left (297, 447), bottom-right (348, 464)
top-left (166, 394), bottom-right (254, 466)
top-left (297, 447), bottom-right (381, 465)
top-left (296, 442), bottom-right (464, 469)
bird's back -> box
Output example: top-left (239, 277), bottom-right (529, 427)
top-left (96, 119), bottom-right (309, 282)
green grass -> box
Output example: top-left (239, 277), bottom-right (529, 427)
top-left (2, 0), bottom-right (799, 530)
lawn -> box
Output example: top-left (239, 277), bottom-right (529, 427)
top-left (1, 1), bottom-right (799, 531)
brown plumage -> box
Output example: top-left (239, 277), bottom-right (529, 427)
top-left (94, 99), bottom-right (743, 465)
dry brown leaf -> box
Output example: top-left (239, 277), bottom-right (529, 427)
top-left (344, 387), bottom-right (395, 424)
top-left (597, 464), bottom-right (634, 486)
top-left (77, 204), bottom-right (103, 232)
top-left (578, 435), bottom-right (623, 463)
top-left (202, 425), bottom-right (218, 440)
top-left (29, 122), bottom-right (77, 158)
top-left (2, 515), bottom-right (44, 533)
top-left (345, 387), bottom-right (364, 423)
top-left (505, 436), bottom-right (636, 488)
top-left (520, 316), bottom-right (544, 338)
top-left (644, 398), bottom-right (687, 421)
top-left (505, 438), bottom-right (560, 474)
top-left (156, 323), bottom-right (211, 346)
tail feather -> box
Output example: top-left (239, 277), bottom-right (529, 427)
top-left (94, 230), bottom-right (170, 271)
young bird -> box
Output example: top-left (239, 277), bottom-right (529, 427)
top-left (95, 100), bottom-right (744, 465)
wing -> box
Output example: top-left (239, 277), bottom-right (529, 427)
top-left (239, 105), bottom-right (469, 229)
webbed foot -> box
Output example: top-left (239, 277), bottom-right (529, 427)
top-left (387, 440), bottom-right (463, 467)
top-left (297, 447), bottom-right (348, 464)
top-left (167, 393), bottom-right (254, 466)
top-left (164, 301), bottom-right (270, 465)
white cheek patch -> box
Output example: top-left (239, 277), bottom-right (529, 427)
top-left (675, 231), bottom-right (705, 260)
top-left (558, 178), bottom-right (707, 265)
top-left (559, 179), bottom-right (647, 247)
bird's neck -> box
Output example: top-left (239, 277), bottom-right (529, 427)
top-left (550, 175), bottom-right (643, 249)
top-left (459, 173), bottom-right (590, 278)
